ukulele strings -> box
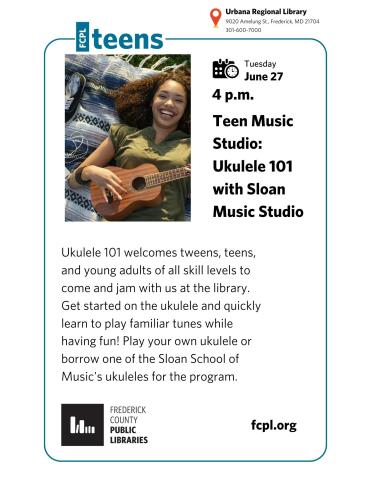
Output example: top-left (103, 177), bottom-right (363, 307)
top-left (145, 167), bottom-right (190, 188)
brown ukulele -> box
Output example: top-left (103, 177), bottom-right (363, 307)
top-left (90, 163), bottom-right (191, 221)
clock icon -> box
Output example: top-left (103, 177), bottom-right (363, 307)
top-left (225, 64), bottom-right (239, 78)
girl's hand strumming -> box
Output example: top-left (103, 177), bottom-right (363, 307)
top-left (83, 165), bottom-right (126, 202)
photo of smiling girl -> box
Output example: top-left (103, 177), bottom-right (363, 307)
top-left (67, 68), bottom-right (191, 221)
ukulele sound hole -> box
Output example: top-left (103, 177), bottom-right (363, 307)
top-left (132, 176), bottom-right (146, 191)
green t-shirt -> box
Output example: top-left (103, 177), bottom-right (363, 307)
top-left (109, 124), bottom-right (190, 221)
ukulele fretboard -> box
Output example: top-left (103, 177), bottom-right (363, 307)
top-left (145, 167), bottom-right (190, 188)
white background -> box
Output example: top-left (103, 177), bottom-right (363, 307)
top-left (2, 0), bottom-right (370, 477)
top-left (45, 39), bottom-right (325, 461)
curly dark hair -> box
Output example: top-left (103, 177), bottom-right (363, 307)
top-left (111, 68), bottom-right (191, 134)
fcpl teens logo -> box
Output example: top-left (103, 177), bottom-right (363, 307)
top-left (76, 22), bottom-right (163, 51)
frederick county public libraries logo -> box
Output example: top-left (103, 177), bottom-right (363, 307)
top-left (61, 404), bottom-right (104, 446)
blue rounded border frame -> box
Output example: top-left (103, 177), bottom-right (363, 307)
top-left (43, 36), bottom-right (328, 463)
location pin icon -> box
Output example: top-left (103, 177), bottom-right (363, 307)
top-left (210, 8), bottom-right (222, 28)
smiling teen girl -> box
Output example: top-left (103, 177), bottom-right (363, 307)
top-left (68, 68), bottom-right (191, 221)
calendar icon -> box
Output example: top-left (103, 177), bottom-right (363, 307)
top-left (212, 59), bottom-right (240, 79)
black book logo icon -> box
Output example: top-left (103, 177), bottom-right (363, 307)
top-left (61, 404), bottom-right (104, 446)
